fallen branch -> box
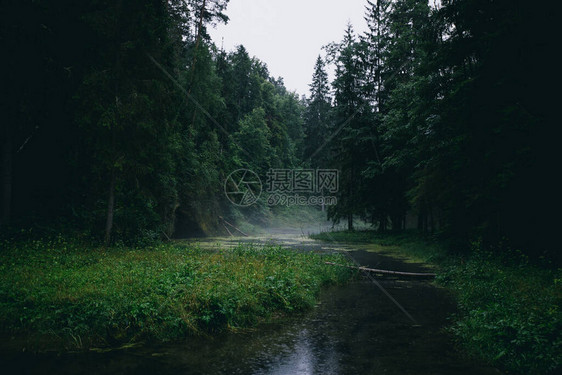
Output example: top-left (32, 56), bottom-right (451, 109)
top-left (218, 216), bottom-right (249, 237)
top-left (222, 223), bottom-right (233, 237)
top-left (161, 230), bottom-right (171, 241)
top-left (324, 262), bottom-right (436, 278)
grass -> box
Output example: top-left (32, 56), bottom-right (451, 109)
top-left (311, 230), bottom-right (447, 265)
top-left (0, 236), bottom-right (354, 351)
top-left (312, 230), bottom-right (562, 375)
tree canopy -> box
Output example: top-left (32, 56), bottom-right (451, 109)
top-left (1, 0), bottom-right (555, 263)
top-left (306, 0), bottom-right (555, 262)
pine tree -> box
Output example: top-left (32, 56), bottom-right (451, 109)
top-left (362, 0), bottom-right (392, 111)
top-left (328, 24), bottom-right (369, 230)
top-left (375, 0), bottom-right (433, 231)
top-left (303, 55), bottom-right (332, 167)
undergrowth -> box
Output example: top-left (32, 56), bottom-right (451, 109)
top-left (0, 237), bottom-right (354, 350)
top-left (312, 230), bottom-right (562, 375)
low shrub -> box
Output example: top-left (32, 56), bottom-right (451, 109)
top-left (312, 230), bottom-right (562, 375)
top-left (0, 238), bottom-right (354, 349)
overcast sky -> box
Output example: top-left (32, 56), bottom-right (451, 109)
top-left (208, 0), bottom-right (370, 98)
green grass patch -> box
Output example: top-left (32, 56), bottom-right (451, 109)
top-left (311, 230), bottom-right (448, 266)
top-left (0, 237), bottom-right (354, 350)
top-left (311, 230), bottom-right (562, 375)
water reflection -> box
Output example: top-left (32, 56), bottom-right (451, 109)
top-left (1, 233), bottom-right (500, 375)
top-left (254, 327), bottom-right (340, 375)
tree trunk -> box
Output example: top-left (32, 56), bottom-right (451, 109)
top-left (379, 216), bottom-right (386, 232)
top-left (347, 213), bottom-right (353, 231)
top-left (104, 170), bottom-right (116, 246)
top-left (391, 215), bottom-right (402, 232)
top-left (429, 205), bottom-right (434, 233)
top-left (1, 128), bottom-right (13, 226)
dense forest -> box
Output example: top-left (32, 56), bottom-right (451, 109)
top-left (1, 0), bottom-right (306, 244)
top-left (313, 0), bottom-right (556, 263)
top-left (1, 0), bottom-right (557, 263)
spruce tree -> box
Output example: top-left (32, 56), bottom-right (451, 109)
top-left (304, 55), bottom-right (332, 167)
top-left (328, 24), bottom-right (369, 230)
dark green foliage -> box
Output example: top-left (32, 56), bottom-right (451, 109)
top-left (324, 25), bottom-right (372, 231)
top-left (424, 0), bottom-right (556, 260)
top-left (442, 249), bottom-right (561, 375)
top-left (303, 56), bottom-right (332, 167)
top-left (0, 238), bottom-right (354, 348)
top-left (312, 230), bottom-right (561, 374)
top-left (0, 0), bottom-right (306, 242)
top-left (233, 108), bottom-right (273, 174)
top-left (303, 0), bottom-right (556, 265)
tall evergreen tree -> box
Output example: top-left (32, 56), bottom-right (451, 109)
top-left (304, 55), bottom-right (332, 167)
top-left (328, 24), bottom-right (369, 230)
top-left (423, 0), bottom-right (556, 255)
top-left (361, 0), bottom-right (392, 111)
top-left (377, 0), bottom-right (433, 231)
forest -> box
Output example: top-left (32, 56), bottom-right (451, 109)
top-left (0, 0), bottom-right (559, 373)
top-left (1, 0), bottom-right (556, 263)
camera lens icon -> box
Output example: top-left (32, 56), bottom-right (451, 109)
top-left (224, 169), bottom-right (262, 207)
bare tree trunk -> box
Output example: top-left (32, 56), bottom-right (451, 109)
top-left (104, 170), bottom-right (116, 246)
top-left (1, 128), bottom-right (13, 226)
top-left (347, 213), bottom-right (353, 231)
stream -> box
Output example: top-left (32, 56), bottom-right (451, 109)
top-left (1, 230), bottom-right (501, 374)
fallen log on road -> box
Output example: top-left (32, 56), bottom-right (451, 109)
top-left (324, 262), bottom-right (436, 278)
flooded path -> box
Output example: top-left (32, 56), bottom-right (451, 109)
top-left (1, 231), bottom-right (501, 374)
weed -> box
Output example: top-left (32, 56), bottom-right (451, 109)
top-left (0, 239), bottom-right (354, 350)
top-left (312, 230), bottom-right (561, 375)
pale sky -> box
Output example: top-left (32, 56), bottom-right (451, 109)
top-left (208, 0), bottom-right (369, 98)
